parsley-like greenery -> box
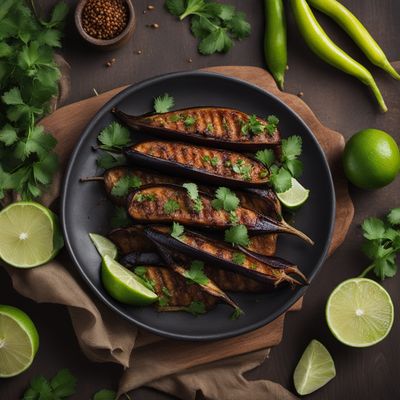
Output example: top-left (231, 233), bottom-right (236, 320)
top-left (225, 224), bottom-right (250, 247)
top-left (0, 1), bottom-right (69, 200)
top-left (111, 175), bottom-right (141, 197)
top-left (97, 122), bottom-right (130, 151)
top-left (22, 368), bottom-right (77, 400)
top-left (240, 114), bottom-right (278, 136)
top-left (202, 154), bottom-right (219, 167)
top-left (164, 199), bottom-right (180, 214)
top-left (171, 222), bottom-right (185, 239)
top-left (134, 267), bottom-right (156, 291)
top-left (183, 182), bottom-right (203, 213)
top-left (97, 152), bottom-right (126, 169)
top-left (232, 252), bottom-right (245, 265)
top-left (256, 135), bottom-right (303, 193)
top-left (154, 93), bottom-right (174, 113)
top-left (230, 307), bottom-right (244, 320)
top-left (183, 260), bottom-right (209, 285)
top-left (211, 187), bottom-right (239, 212)
top-left (111, 206), bottom-right (131, 228)
top-left (134, 193), bottom-right (156, 202)
top-left (165, 0), bottom-right (251, 55)
top-left (232, 159), bottom-right (252, 181)
top-left (359, 208), bottom-right (400, 280)
top-left (184, 115), bottom-right (196, 126)
top-left (184, 300), bottom-right (206, 315)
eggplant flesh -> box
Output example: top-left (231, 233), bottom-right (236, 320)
top-left (113, 106), bottom-right (281, 150)
top-left (125, 140), bottom-right (269, 188)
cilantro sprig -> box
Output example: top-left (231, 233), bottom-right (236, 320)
top-left (225, 224), bottom-right (250, 247)
top-left (256, 135), bottom-right (303, 193)
top-left (359, 208), bottom-right (400, 280)
top-left (154, 93), bottom-right (174, 113)
top-left (184, 300), bottom-right (206, 315)
top-left (165, 0), bottom-right (251, 55)
top-left (171, 222), bottom-right (185, 239)
top-left (0, 2), bottom-right (68, 200)
top-left (183, 260), bottom-right (209, 285)
top-left (183, 182), bottom-right (203, 213)
top-left (211, 187), bottom-right (239, 212)
top-left (111, 175), bottom-right (141, 197)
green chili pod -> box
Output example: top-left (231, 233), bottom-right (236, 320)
top-left (308, 0), bottom-right (400, 80)
top-left (264, 0), bottom-right (287, 90)
top-left (290, 0), bottom-right (387, 113)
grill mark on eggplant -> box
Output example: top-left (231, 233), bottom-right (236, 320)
top-left (125, 141), bottom-right (269, 187)
top-left (113, 107), bottom-right (281, 150)
top-left (128, 184), bottom-right (313, 243)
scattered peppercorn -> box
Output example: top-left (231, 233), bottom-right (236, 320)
top-left (105, 57), bottom-right (116, 67)
top-left (82, 0), bottom-right (128, 40)
top-left (136, 49), bottom-right (143, 54)
top-left (149, 23), bottom-right (159, 28)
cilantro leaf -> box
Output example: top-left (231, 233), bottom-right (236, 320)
top-left (286, 159), bottom-right (303, 178)
top-left (270, 166), bottom-right (292, 193)
top-left (204, 3), bottom-right (235, 21)
top-left (165, 0), bottom-right (186, 16)
top-left (98, 122), bottom-right (130, 150)
top-left (2, 86), bottom-right (24, 104)
top-left (183, 182), bottom-right (203, 213)
top-left (230, 308), bottom-right (244, 320)
top-left (50, 368), bottom-right (77, 397)
top-left (255, 149), bottom-right (275, 167)
top-left (134, 267), bottom-right (156, 291)
top-left (111, 175), bottom-right (142, 197)
top-left (171, 222), bottom-right (184, 239)
top-left (154, 93), bottom-right (174, 113)
top-left (178, 0), bottom-right (206, 20)
top-left (282, 135), bottom-right (302, 161)
top-left (211, 187), bottom-right (239, 212)
top-left (111, 207), bottom-right (131, 228)
top-left (44, 2), bottom-right (69, 29)
top-left (97, 152), bottom-right (126, 169)
top-left (93, 389), bottom-right (117, 400)
top-left (224, 224), bottom-right (250, 246)
top-left (184, 300), bottom-right (206, 315)
top-left (225, 11), bottom-right (251, 39)
top-left (232, 252), bottom-right (245, 265)
top-left (199, 28), bottom-right (232, 55)
top-left (387, 208), bottom-right (400, 226)
top-left (0, 123), bottom-right (17, 146)
top-left (362, 217), bottom-right (386, 240)
top-left (164, 199), bottom-right (180, 214)
top-left (183, 260), bottom-right (209, 285)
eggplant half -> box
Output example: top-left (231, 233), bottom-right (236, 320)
top-left (144, 226), bottom-right (308, 287)
top-left (128, 184), bottom-right (313, 244)
top-left (125, 140), bottom-right (270, 188)
top-left (113, 106), bottom-right (281, 150)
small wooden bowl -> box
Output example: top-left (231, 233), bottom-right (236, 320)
top-left (75, 0), bottom-right (136, 50)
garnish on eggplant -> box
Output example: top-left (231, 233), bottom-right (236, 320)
top-left (127, 184), bottom-right (313, 244)
top-left (112, 106), bottom-right (281, 150)
top-left (125, 141), bottom-right (270, 187)
top-left (144, 226), bottom-right (308, 287)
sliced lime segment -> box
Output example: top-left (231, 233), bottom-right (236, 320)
top-left (326, 278), bottom-right (394, 347)
top-left (293, 339), bottom-right (336, 395)
top-left (101, 255), bottom-right (158, 306)
top-left (0, 202), bottom-right (64, 268)
top-left (277, 178), bottom-right (310, 209)
top-left (89, 233), bottom-right (118, 259)
top-left (0, 305), bottom-right (39, 377)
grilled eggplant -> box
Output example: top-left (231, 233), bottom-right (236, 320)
top-left (113, 106), bottom-right (281, 150)
top-left (128, 184), bottom-right (313, 243)
top-left (145, 226), bottom-right (307, 287)
top-left (125, 141), bottom-right (270, 188)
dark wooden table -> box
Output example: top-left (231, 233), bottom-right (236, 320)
top-left (1, 0), bottom-right (400, 398)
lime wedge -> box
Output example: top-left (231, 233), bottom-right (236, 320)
top-left (0, 305), bottom-right (39, 377)
top-left (293, 339), bottom-right (336, 395)
top-left (326, 278), bottom-right (394, 347)
top-left (277, 178), bottom-right (310, 209)
top-left (101, 255), bottom-right (158, 306)
top-left (89, 233), bottom-right (117, 259)
top-left (0, 202), bottom-right (64, 268)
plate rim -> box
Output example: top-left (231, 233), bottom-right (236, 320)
top-left (61, 70), bottom-right (336, 341)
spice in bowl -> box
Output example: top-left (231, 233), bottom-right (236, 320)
top-left (82, 0), bottom-right (129, 40)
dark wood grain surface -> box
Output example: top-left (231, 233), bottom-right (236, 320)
top-left (1, 1), bottom-right (400, 399)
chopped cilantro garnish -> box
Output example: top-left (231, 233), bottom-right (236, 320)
top-left (164, 199), bottom-right (180, 214)
top-left (154, 93), bottom-right (174, 113)
top-left (134, 193), bottom-right (156, 202)
top-left (224, 224), bottom-right (250, 246)
top-left (232, 252), bottom-right (245, 265)
top-left (111, 175), bottom-right (142, 197)
top-left (211, 187), bottom-right (240, 212)
top-left (171, 222), bottom-right (185, 239)
top-left (183, 260), bottom-right (209, 285)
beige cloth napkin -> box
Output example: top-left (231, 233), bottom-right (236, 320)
top-left (4, 66), bottom-right (353, 399)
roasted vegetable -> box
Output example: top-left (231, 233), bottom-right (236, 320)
top-left (125, 141), bottom-right (270, 188)
top-left (113, 107), bottom-right (281, 150)
top-left (145, 226), bottom-right (307, 287)
top-left (128, 184), bottom-right (313, 243)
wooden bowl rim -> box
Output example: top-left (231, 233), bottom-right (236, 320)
top-left (74, 0), bottom-right (135, 46)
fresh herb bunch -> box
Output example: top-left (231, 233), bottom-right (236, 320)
top-left (359, 208), bottom-right (400, 280)
top-left (256, 135), bottom-right (303, 193)
top-left (0, 0), bottom-right (68, 200)
top-left (165, 0), bottom-right (251, 55)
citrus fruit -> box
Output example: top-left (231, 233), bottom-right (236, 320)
top-left (101, 255), bottom-right (158, 306)
top-left (0, 202), bottom-right (64, 268)
top-left (326, 278), bottom-right (394, 347)
top-left (0, 305), bottom-right (39, 377)
top-left (293, 339), bottom-right (336, 395)
top-left (343, 129), bottom-right (400, 189)
top-left (89, 233), bottom-right (117, 259)
top-left (277, 178), bottom-right (310, 209)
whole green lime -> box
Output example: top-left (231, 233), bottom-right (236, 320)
top-left (343, 129), bottom-right (400, 189)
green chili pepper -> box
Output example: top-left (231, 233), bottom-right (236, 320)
top-left (264, 0), bottom-right (287, 90)
top-left (308, 0), bottom-right (400, 80)
top-left (290, 0), bottom-right (387, 113)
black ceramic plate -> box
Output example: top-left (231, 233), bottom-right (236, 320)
top-left (61, 71), bottom-right (335, 341)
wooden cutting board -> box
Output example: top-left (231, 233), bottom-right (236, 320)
top-left (41, 66), bottom-right (353, 357)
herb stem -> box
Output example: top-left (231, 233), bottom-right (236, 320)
top-left (358, 263), bottom-right (375, 278)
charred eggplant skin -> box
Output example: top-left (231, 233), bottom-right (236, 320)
top-left (113, 107), bottom-right (281, 150)
top-left (125, 140), bottom-right (269, 188)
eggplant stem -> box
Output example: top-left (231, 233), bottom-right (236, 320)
top-left (283, 274), bottom-right (302, 287)
top-left (280, 220), bottom-right (314, 245)
top-left (285, 266), bottom-right (309, 285)
top-left (79, 176), bottom-right (104, 182)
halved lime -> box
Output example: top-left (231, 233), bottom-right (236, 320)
top-left (89, 233), bottom-right (117, 259)
top-left (326, 278), bottom-right (394, 347)
top-left (277, 178), bottom-right (310, 209)
top-left (0, 305), bottom-right (39, 377)
top-left (101, 255), bottom-right (158, 306)
top-left (0, 202), bottom-right (64, 268)
top-left (293, 339), bottom-right (336, 395)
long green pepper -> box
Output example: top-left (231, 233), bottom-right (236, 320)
top-left (264, 0), bottom-right (287, 90)
top-left (290, 0), bottom-right (387, 112)
top-left (307, 0), bottom-right (400, 80)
